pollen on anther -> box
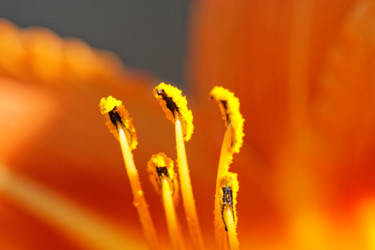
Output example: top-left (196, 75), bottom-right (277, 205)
top-left (219, 172), bottom-right (239, 231)
top-left (153, 82), bottom-right (194, 141)
top-left (99, 96), bottom-right (138, 150)
top-left (210, 86), bottom-right (244, 154)
top-left (147, 153), bottom-right (178, 201)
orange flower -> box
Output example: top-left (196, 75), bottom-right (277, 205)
top-left (1, 0), bottom-right (375, 248)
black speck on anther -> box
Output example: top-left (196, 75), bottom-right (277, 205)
top-left (157, 89), bottom-right (180, 117)
top-left (156, 166), bottom-right (169, 178)
top-left (221, 185), bottom-right (234, 232)
top-left (221, 100), bottom-right (230, 124)
top-left (109, 107), bottom-right (124, 127)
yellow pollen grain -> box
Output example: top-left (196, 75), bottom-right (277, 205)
top-left (210, 86), bottom-right (244, 154)
top-left (99, 96), bottom-right (137, 150)
top-left (153, 82), bottom-right (194, 141)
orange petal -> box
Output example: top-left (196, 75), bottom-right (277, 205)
top-left (0, 19), bottom-right (166, 249)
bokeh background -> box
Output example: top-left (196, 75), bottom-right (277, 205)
top-left (1, 0), bottom-right (375, 249)
top-left (0, 0), bottom-right (189, 84)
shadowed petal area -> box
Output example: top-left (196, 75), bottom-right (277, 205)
top-left (0, 166), bottom-right (145, 249)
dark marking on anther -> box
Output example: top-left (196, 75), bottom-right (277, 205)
top-left (221, 185), bottom-right (234, 232)
top-left (156, 166), bottom-right (169, 179)
top-left (157, 89), bottom-right (180, 117)
top-left (109, 107), bottom-right (124, 127)
top-left (220, 100), bottom-right (234, 149)
top-left (220, 100), bottom-right (230, 125)
top-left (155, 166), bottom-right (174, 193)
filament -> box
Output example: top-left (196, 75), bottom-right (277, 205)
top-left (175, 115), bottom-right (205, 249)
top-left (118, 124), bottom-right (159, 250)
top-left (223, 205), bottom-right (239, 250)
top-left (161, 176), bottom-right (185, 250)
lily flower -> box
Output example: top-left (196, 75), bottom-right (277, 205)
top-left (1, 0), bottom-right (375, 249)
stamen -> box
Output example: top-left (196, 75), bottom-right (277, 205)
top-left (147, 153), bottom-right (184, 250)
top-left (211, 87), bottom-right (244, 249)
top-left (219, 173), bottom-right (239, 250)
top-left (99, 96), bottom-right (159, 250)
top-left (153, 83), bottom-right (205, 249)
top-left (210, 86), bottom-right (244, 154)
top-left (153, 82), bottom-right (194, 141)
top-left (147, 153), bottom-right (178, 202)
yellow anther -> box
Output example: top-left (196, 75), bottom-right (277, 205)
top-left (153, 82), bottom-right (194, 141)
top-left (99, 96), bottom-right (137, 150)
top-left (219, 173), bottom-right (239, 250)
top-left (147, 153), bottom-right (178, 202)
top-left (219, 173), bottom-right (239, 230)
top-left (210, 86), bottom-right (244, 154)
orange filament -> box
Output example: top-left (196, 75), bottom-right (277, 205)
top-left (117, 125), bottom-right (159, 250)
top-left (175, 115), bottom-right (205, 249)
top-left (223, 205), bottom-right (239, 250)
top-left (147, 153), bottom-right (184, 249)
top-left (99, 96), bottom-right (159, 249)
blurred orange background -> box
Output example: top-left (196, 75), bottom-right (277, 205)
top-left (1, 0), bottom-right (375, 249)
